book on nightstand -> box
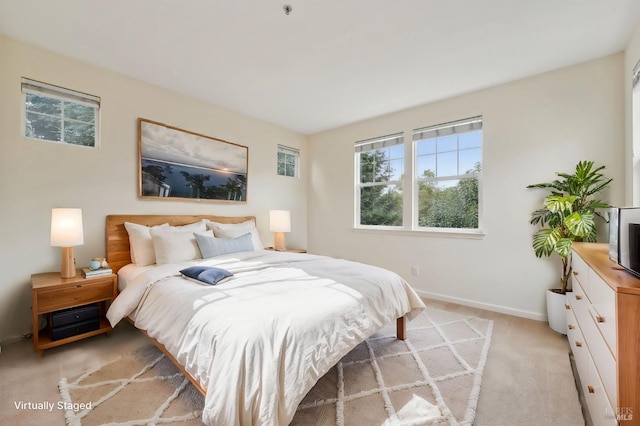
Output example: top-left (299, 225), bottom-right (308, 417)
top-left (82, 267), bottom-right (113, 278)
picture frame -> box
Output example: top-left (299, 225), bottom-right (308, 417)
top-left (138, 118), bottom-right (248, 202)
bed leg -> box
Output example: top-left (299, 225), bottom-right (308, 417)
top-left (396, 316), bottom-right (407, 340)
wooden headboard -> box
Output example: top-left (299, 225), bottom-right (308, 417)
top-left (106, 214), bottom-right (257, 273)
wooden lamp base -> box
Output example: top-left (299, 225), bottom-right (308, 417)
top-left (60, 246), bottom-right (76, 278)
top-left (274, 232), bottom-right (286, 251)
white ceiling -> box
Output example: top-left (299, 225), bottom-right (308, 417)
top-left (1, 1), bottom-right (639, 135)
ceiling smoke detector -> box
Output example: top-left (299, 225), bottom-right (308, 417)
top-left (283, 5), bottom-right (292, 15)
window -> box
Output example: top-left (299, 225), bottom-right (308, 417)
top-left (414, 117), bottom-right (482, 230)
top-left (277, 145), bottom-right (300, 177)
top-left (355, 133), bottom-right (404, 226)
top-left (355, 117), bottom-right (482, 233)
top-left (21, 78), bottom-right (100, 147)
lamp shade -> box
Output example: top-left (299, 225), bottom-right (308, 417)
top-left (269, 210), bottom-right (291, 233)
top-left (51, 208), bottom-right (84, 247)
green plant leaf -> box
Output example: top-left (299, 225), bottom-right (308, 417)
top-left (532, 228), bottom-right (561, 258)
top-left (565, 211), bottom-right (594, 237)
top-left (554, 238), bottom-right (573, 258)
top-left (544, 195), bottom-right (576, 213)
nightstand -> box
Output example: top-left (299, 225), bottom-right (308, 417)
top-left (31, 269), bottom-right (117, 355)
top-left (265, 247), bottom-right (307, 253)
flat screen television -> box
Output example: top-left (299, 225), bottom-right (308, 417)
top-left (611, 207), bottom-right (640, 278)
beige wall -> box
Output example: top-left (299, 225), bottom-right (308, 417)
top-left (308, 54), bottom-right (625, 320)
top-left (0, 36), bottom-right (308, 342)
top-left (0, 33), bottom-right (632, 341)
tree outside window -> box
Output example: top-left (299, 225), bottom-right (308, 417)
top-left (277, 145), bottom-right (299, 178)
top-left (22, 78), bottom-right (99, 147)
top-left (356, 134), bottom-right (403, 227)
top-left (355, 117), bottom-right (482, 232)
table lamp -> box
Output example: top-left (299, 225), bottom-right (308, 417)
top-left (51, 208), bottom-right (84, 278)
top-left (269, 210), bottom-right (291, 251)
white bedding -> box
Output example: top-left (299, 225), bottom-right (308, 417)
top-left (115, 263), bottom-right (155, 290)
top-left (107, 250), bottom-right (425, 426)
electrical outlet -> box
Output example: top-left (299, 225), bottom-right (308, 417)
top-left (411, 266), bottom-right (420, 276)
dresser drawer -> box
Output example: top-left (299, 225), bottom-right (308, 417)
top-left (572, 252), bottom-right (589, 293)
top-left (37, 278), bottom-right (115, 313)
top-left (581, 303), bottom-right (617, 409)
top-left (568, 311), bottom-right (589, 392)
top-left (588, 271), bottom-right (617, 358)
top-left (569, 280), bottom-right (590, 328)
top-left (583, 350), bottom-right (617, 426)
top-left (570, 318), bottom-right (616, 426)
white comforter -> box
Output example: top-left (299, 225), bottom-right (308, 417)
top-left (107, 250), bottom-right (425, 426)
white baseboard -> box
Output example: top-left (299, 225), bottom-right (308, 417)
top-left (415, 289), bottom-right (547, 322)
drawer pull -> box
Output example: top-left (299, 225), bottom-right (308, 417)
top-left (573, 271), bottom-right (579, 276)
top-left (76, 285), bottom-right (82, 288)
top-left (596, 316), bottom-right (605, 323)
top-left (574, 295), bottom-right (582, 300)
top-left (575, 341), bottom-right (583, 347)
top-left (587, 385), bottom-right (594, 394)
top-left (564, 304), bottom-right (571, 310)
top-left (568, 325), bottom-right (575, 330)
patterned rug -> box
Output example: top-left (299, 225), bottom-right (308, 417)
top-left (58, 308), bottom-right (493, 425)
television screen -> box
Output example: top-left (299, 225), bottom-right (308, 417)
top-left (618, 207), bottom-right (640, 277)
top-left (608, 208), bottom-right (619, 262)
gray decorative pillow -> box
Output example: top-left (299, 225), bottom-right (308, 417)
top-left (194, 232), bottom-right (254, 259)
top-left (179, 266), bottom-right (233, 285)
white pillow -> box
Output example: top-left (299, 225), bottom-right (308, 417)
top-left (124, 222), bottom-right (170, 266)
top-left (124, 220), bottom-right (207, 265)
top-left (151, 228), bottom-right (213, 264)
top-left (205, 220), bottom-right (263, 250)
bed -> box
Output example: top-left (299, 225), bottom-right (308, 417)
top-left (104, 214), bottom-right (426, 426)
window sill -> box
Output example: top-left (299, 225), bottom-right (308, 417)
top-left (353, 226), bottom-right (486, 240)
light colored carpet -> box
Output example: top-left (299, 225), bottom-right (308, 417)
top-left (58, 308), bottom-right (493, 425)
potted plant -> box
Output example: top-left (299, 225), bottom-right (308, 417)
top-left (527, 160), bottom-right (612, 334)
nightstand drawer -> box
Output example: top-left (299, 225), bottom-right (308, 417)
top-left (37, 278), bottom-right (115, 313)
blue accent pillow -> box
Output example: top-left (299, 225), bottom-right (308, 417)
top-left (194, 232), bottom-right (254, 259)
top-left (179, 266), bottom-right (233, 285)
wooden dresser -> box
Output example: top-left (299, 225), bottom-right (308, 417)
top-left (569, 243), bottom-right (640, 425)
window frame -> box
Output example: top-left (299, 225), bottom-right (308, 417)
top-left (354, 117), bottom-right (484, 237)
top-left (413, 117), bottom-right (483, 232)
top-left (354, 133), bottom-right (405, 228)
top-left (277, 144), bottom-right (300, 178)
top-left (21, 77), bottom-right (101, 148)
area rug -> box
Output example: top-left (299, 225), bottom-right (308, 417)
top-left (58, 308), bottom-right (493, 426)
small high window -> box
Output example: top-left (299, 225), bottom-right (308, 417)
top-left (21, 78), bottom-right (100, 147)
top-left (277, 145), bottom-right (300, 178)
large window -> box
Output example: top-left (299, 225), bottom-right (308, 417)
top-left (21, 78), bottom-right (100, 147)
top-left (414, 117), bottom-right (482, 229)
top-left (355, 133), bottom-right (404, 226)
top-left (355, 117), bottom-right (482, 233)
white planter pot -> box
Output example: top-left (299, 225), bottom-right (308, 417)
top-left (546, 289), bottom-right (567, 335)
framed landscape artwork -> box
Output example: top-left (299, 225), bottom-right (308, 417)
top-left (138, 118), bottom-right (248, 202)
